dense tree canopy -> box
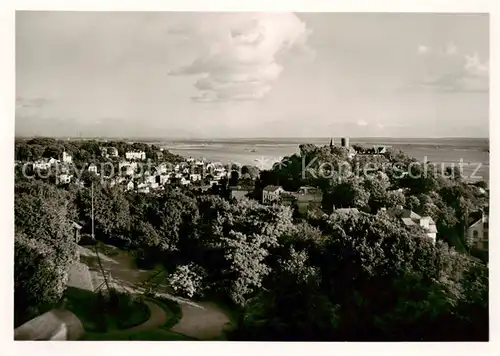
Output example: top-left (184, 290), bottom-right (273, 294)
top-left (14, 181), bottom-right (78, 325)
top-left (14, 139), bottom-right (488, 341)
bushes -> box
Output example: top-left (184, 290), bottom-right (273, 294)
top-left (105, 289), bottom-right (150, 330)
top-left (169, 263), bottom-right (207, 298)
top-left (66, 287), bottom-right (150, 332)
top-left (14, 234), bottom-right (69, 326)
top-left (116, 299), bottom-right (150, 330)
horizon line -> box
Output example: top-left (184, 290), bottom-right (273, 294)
top-left (15, 135), bottom-right (490, 141)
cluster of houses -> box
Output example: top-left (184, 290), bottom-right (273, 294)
top-left (381, 206), bottom-right (438, 243)
top-left (91, 155), bottom-right (238, 194)
top-left (230, 184), bottom-right (323, 215)
top-left (23, 142), bottom-right (489, 254)
top-left (26, 145), bottom-right (241, 195)
top-left (60, 147), bottom-right (236, 193)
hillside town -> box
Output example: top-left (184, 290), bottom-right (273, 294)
top-left (17, 137), bottom-right (489, 253)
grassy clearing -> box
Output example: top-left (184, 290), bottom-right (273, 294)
top-left (82, 296), bottom-right (195, 341)
top-left (115, 298), bottom-right (150, 330)
top-left (64, 287), bottom-right (150, 333)
top-left (95, 241), bottom-right (121, 257)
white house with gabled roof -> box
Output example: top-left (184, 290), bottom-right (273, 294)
top-left (262, 185), bottom-right (285, 204)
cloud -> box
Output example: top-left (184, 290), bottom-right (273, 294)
top-left (16, 97), bottom-right (49, 109)
top-left (357, 120), bottom-right (368, 126)
top-left (417, 45), bottom-right (429, 55)
top-left (168, 13), bottom-right (314, 102)
top-left (412, 42), bottom-right (489, 92)
top-left (445, 41), bottom-right (458, 55)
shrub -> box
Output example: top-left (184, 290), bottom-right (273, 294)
top-left (169, 263), bottom-right (206, 298)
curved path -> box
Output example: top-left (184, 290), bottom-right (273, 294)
top-left (127, 299), bottom-right (168, 332)
top-left (170, 300), bottom-right (231, 340)
top-left (78, 245), bottom-right (232, 340)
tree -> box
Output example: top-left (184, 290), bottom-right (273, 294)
top-left (364, 172), bottom-right (391, 211)
top-left (223, 231), bottom-right (272, 306)
top-left (229, 171), bottom-right (239, 186)
top-left (232, 247), bottom-right (339, 341)
top-left (14, 180), bottom-right (78, 325)
top-left (42, 144), bottom-right (64, 159)
top-left (241, 165), bottom-right (260, 180)
top-left (15, 180), bottom-right (77, 266)
top-left (328, 178), bottom-right (370, 210)
top-left (30, 144), bottom-right (45, 161)
top-left (406, 195), bottom-right (420, 211)
top-left (76, 184), bottom-right (131, 245)
top-left (15, 233), bottom-right (69, 325)
top-left (15, 143), bottom-right (31, 161)
top-left (391, 189), bottom-right (407, 205)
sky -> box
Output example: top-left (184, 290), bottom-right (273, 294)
top-left (16, 12), bottom-right (489, 138)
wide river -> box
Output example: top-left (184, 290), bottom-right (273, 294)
top-left (158, 137), bottom-right (489, 183)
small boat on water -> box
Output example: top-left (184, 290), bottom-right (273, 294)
top-left (250, 149), bottom-right (256, 152)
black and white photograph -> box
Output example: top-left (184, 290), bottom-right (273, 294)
top-left (5, 2), bottom-right (495, 347)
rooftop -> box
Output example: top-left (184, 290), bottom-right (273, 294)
top-left (387, 207), bottom-right (421, 220)
top-left (263, 185), bottom-right (283, 192)
top-left (335, 208), bottom-right (360, 214)
top-left (229, 185), bottom-right (254, 191)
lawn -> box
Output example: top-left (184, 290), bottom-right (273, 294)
top-left (64, 287), bottom-right (150, 333)
top-left (81, 296), bottom-right (195, 341)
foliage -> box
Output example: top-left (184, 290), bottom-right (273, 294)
top-left (76, 184), bottom-right (132, 246)
top-left (15, 180), bottom-right (78, 264)
top-left (14, 180), bottom-right (77, 323)
top-left (14, 138), bottom-right (488, 341)
top-left (14, 234), bottom-right (69, 325)
top-left (15, 138), bottom-right (184, 165)
top-left (169, 263), bottom-right (206, 298)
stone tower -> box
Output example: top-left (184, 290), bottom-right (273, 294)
top-left (341, 137), bottom-right (350, 148)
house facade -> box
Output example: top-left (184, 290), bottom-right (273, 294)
top-left (190, 173), bottom-right (202, 182)
top-left (387, 207), bottom-right (437, 244)
top-left (72, 221), bottom-right (82, 243)
top-left (125, 151), bottom-right (146, 160)
top-left (56, 174), bottom-right (72, 185)
top-left (33, 160), bottom-right (51, 170)
top-left (137, 183), bottom-right (150, 194)
top-left (262, 185), bottom-right (285, 204)
top-left (88, 164), bottom-right (98, 174)
top-left (295, 186), bottom-right (323, 214)
top-left (468, 213), bottom-right (489, 251)
top-left (62, 151), bottom-right (72, 164)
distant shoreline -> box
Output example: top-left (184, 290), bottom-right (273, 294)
top-left (15, 136), bottom-right (490, 147)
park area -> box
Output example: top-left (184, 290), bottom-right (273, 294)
top-left (63, 242), bottom-right (234, 341)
